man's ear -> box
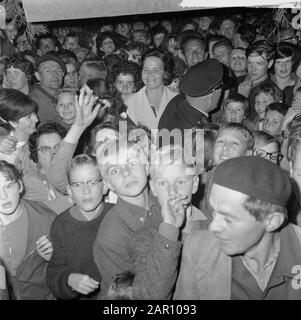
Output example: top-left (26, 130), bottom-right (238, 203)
top-left (149, 179), bottom-right (157, 197)
top-left (102, 179), bottom-right (109, 195)
top-left (18, 180), bottom-right (24, 194)
top-left (192, 175), bottom-right (199, 195)
top-left (289, 160), bottom-right (293, 177)
top-left (264, 211), bottom-right (285, 233)
top-left (268, 59), bottom-right (274, 70)
top-left (66, 185), bottom-right (73, 199)
top-left (35, 71), bottom-right (41, 82)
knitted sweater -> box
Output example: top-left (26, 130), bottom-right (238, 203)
top-left (46, 203), bottom-right (113, 300)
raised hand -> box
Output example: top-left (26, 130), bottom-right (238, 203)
top-left (68, 273), bottom-right (99, 295)
top-left (238, 75), bottom-right (253, 98)
top-left (74, 85), bottom-right (101, 128)
top-left (161, 194), bottom-right (187, 228)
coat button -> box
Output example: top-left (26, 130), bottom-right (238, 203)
top-left (165, 243), bottom-right (170, 249)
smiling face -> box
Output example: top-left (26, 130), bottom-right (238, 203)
top-left (209, 183), bottom-right (266, 256)
top-left (56, 92), bottom-right (76, 124)
top-left (141, 56), bottom-right (165, 89)
top-left (213, 129), bottom-right (249, 165)
top-left (183, 39), bottom-right (206, 67)
top-left (254, 92), bottom-right (275, 119)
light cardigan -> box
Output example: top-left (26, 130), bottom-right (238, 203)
top-left (125, 86), bottom-right (178, 129)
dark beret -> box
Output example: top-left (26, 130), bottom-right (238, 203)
top-left (36, 55), bottom-right (67, 74)
top-left (179, 58), bottom-right (223, 97)
top-left (212, 156), bottom-right (292, 207)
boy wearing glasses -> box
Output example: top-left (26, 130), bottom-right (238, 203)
top-left (46, 154), bottom-right (113, 300)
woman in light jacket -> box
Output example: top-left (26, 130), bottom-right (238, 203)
top-left (124, 48), bottom-right (178, 129)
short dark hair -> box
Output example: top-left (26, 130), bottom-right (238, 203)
top-left (29, 122), bottom-right (67, 163)
top-left (36, 33), bottom-right (59, 49)
top-left (266, 102), bottom-right (289, 116)
top-left (212, 40), bottom-right (233, 53)
top-left (254, 82), bottom-right (283, 102)
top-left (246, 40), bottom-right (275, 61)
top-left (141, 48), bottom-right (174, 85)
top-left (244, 196), bottom-right (287, 222)
top-left (0, 160), bottom-right (21, 182)
top-left (274, 43), bottom-right (296, 62)
top-left (0, 89), bottom-right (37, 131)
top-left (3, 53), bottom-right (35, 84)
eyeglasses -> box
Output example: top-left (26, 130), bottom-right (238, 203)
top-left (37, 144), bottom-right (60, 154)
top-left (70, 178), bottom-right (102, 189)
top-left (254, 150), bottom-right (284, 162)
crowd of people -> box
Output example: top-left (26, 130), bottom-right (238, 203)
top-left (0, 8), bottom-right (301, 300)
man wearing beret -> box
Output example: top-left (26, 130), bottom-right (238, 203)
top-left (30, 55), bottom-right (66, 124)
top-left (174, 156), bottom-right (301, 300)
top-left (158, 59), bottom-right (223, 135)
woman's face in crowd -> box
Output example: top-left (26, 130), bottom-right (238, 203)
top-left (274, 56), bottom-right (293, 79)
top-left (37, 133), bottom-right (62, 170)
top-left (114, 73), bottom-right (135, 95)
top-left (12, 112), bottom-right (38, 138)
top-left (56, 92), bottom-right (76, 123)
top-left (141, 56), bottom-right (165, 89)
top-left (64, 37), bottom-right (79, 51)
top-left (5, 66), bottom-right (28, 91)
top-left (224, 102), bottom-right (245, 123)
top-left (100, 37), bottom-right (116, 55)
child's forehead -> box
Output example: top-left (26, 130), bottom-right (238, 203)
top-left (218, 128), bottom-right (245, 140)
top-left (226, 101), bottom-right (243, 108)
top-left (256, 92), bottom-right (274, 100)
top-left (154, 163), bottom-right (195, 179)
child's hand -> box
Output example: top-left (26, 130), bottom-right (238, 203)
top-left (68, 273), bottom-right (99, 295)
top-left (161, 194), bottom-right (187, 228)
top-left (74, 85), bottom-right (100, 128)
top-left (238, 76), bottom-right (253, 98)
top-left (281, 106), bottom-right (301, 131)
top-left (36, 235), bottom-right (53, 262)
